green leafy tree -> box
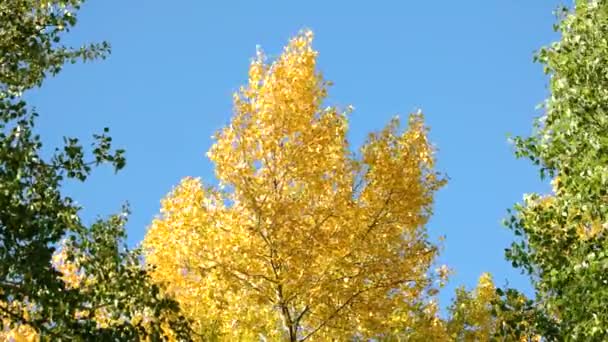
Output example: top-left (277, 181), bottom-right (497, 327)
top-left (51, 209), bottom-right (192, 340)
top-left (0, 0), bottom-right (110, 98)
top-left (506, 0), bottom-right (608, 339)
top-left (0, 0), bottom-right (190, 339)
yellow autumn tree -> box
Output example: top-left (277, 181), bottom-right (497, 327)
top-left (144, 30), bottom-right (446, 341)
top-left (445, 273), bottom-right (542, 342)
top-left (0, 300), bottom-right (37, 342)
top-left (446, 273), bottom-right (499, 341)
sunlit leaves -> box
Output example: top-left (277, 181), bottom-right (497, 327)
top-left (0, 0), bottom-right (110, 98)
top-left (144, 30), bottom-right (445, 341)
top-left (506, 0), bottom-right (608, 339)
top-left (0, 0), bottom-right (187, 339)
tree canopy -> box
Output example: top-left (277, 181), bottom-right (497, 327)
top-left (0, 0), bottom-right (190, 340)
top-left (144, 31), bottom-right (447, 341)
top-left (3, 0), bottom-right (608, 341)
top-left (507, 0), bottom-right (608, 339)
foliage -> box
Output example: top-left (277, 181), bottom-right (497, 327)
top-left (447, 273), bottom-right (498, 341)
top-left (0, 0), bottom-right (190, 339)
top-left (0, 0), bottom-right (110, 98)
top-left (51, 210), bottom-right (192, 341)
top-left (492, 287), bottom-right (557, 341)
top-left (507, 0), bottom-right (608, 339)
top-left (446, 274), bottom-right (542, 342)
top-left (144, 31), bottom-right (446, 341)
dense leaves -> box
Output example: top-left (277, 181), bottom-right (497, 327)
top-left (4, 0), bottom-right (608, 340)
top-left (445, 274), bottom-right (546, 342)
top-left (51, 211), bottom-right (192, 341)
top-left (506, 0), bottom-right (608, 340)
top-left (0, 0), bottom-right (190, 340)
top-left (447, 274), bottom-right (499, 341)
top-left (0, 0), bottom-right (109, 98)
top-left (144, 31), bottom-right (447, 341)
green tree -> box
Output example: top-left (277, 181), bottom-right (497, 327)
top-left (506, 0), bottom-right (608, 339)
top-left (0, 0), bottom-right (110, 97)
top-left (0, 0), bottom-right (190, 339)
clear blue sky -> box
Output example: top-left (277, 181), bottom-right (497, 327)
top-left (28, 1), bottom-right (563, 311)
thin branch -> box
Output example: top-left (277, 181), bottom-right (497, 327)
top-left (293, 305), bottom-right (310, 328)
top-left (299, 278), bottom-right (414, 342)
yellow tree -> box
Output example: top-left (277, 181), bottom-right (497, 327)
top-left (446, 273), bottom-right (499, 341)
top-left (445, 273), bottom-right (542, 342)
top-left (144, 30), bottom-right (446, 341)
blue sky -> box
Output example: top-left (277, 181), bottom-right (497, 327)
top-left (28, 1), bottom-right (563, 311)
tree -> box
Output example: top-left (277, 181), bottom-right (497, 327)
top-left (144, 30), bottom-right (446, 341)
top-left (506, 0), bottom-right (608, 339)
top-left (446, 273), bottom-right (542, 342)
top-left (0, 0), bottom-right (110, 97)
top-left (447, 273), bottom-right (498, 341)
top-left (0, 0), bottom-right (190, 339)
top-left (49, 211), bottom-right (192, 341)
